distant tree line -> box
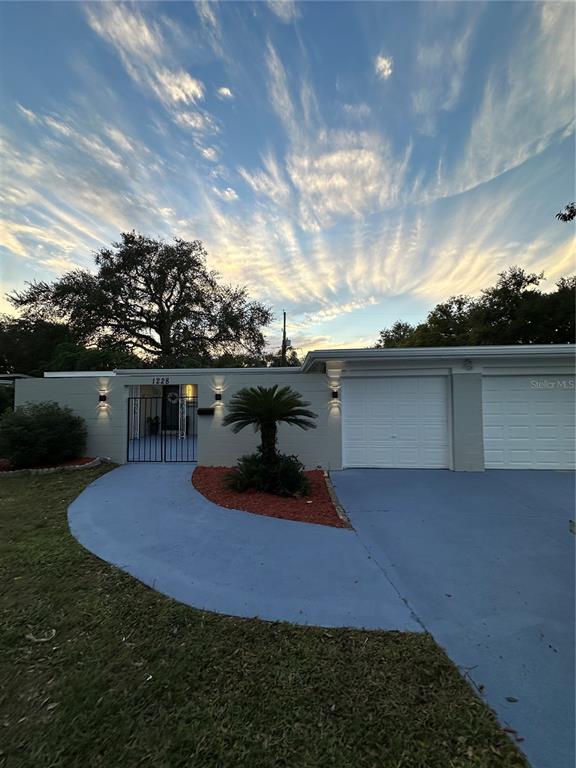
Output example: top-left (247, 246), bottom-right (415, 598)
top-left (375, 267), bottom-right (575, 348)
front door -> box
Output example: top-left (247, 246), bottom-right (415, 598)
top-left (162, 385), bottom-right (180, 432)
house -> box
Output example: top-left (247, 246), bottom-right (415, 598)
top-left (13, 345), bottom-right (575, 471)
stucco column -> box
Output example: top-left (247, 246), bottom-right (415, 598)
top-left (451, 372), bottom-right (485, 471)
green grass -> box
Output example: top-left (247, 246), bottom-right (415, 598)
top-left (0, 467), bottom-right (527, 768)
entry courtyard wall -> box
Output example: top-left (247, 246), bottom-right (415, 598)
top-left (14, 371), bottom-right (342, 469)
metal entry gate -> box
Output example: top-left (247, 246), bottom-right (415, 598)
top-left (127, 395), bottom-right (197, 462)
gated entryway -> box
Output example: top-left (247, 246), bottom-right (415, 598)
top-left (127, 391), bottom-right (198, 462)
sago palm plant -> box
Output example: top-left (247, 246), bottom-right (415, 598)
top-left (222, 384), bottom-right (317, 465)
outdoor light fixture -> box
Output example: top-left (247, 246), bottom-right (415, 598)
top-left (215, 392), bottom-right (222, 402)
top-left (463, 358), bottom-right (473, 371)
top-left (98, 392), bottom-right (107, 403)
top-left (332, 389), bottom-right (339, 399)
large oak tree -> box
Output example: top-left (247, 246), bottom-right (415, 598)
top-left (8, 233), bottom-right (273, 366)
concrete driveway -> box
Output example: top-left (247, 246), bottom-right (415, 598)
top-left (331, 468), bottom-right (575, 768)
top-left (68, 464), bottom-right (421, 632)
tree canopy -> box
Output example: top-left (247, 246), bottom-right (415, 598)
top-left (375, 267), bottom-right (575, 348)
top-left (0, 316), bottom-right (143, 376)
top-left (556, 202), bottom-right (576, 222)
top-left (8, 232), bottom-right (272, 366)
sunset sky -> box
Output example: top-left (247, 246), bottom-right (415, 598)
top-left (1, 1), bottom-right (574, 353)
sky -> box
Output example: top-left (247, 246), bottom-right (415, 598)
top-left (0, 1), bottom-right (575, 354)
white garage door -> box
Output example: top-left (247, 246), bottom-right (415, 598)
top-left (483, 375), bottom-right (575, 469)
top-left (342, 376), bottom-right (450, 468)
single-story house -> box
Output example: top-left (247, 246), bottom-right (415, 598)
top-left (13, 345), bottom-right (575, 471)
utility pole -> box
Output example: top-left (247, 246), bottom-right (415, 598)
top-left (281, 310), bottom-right (287, 366)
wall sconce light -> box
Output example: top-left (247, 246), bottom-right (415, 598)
top-left (215, 392), bottom-right (222, 402)
top-left (331, 389), bottom-right (339, 399)
top-left (463, 358), bottom-right (473, 371)
top-left (98, 392), bottom-right (107, 404)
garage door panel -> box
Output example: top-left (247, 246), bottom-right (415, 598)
top-left (367, 423), bottom-right (394, 441)
top-left (508, 425), bottom-right (532, 439)
top-left (396, 448), bottom-right (420, 465)
top-left (535, 425), bottom-right (560, 439)
top-left (482, 375), bottom-right (575, 469)
top-left (534, 449), bottom-right (562, 464)
top-left (422, 448), bottom-right (449, 467)
top-left (369, 403), bottom-right (394, 419)
top-left (483, 401), bottom-right (503, 416)
top-left (508, 401), bottom-right (531, 415)
top-left (420, 402), bottom-right (445, 419)
top-left (343, 376), bottom-right (449, 469)
top-left (394, 403), bottom-right (419, 419)
top-left (344, 447), bottom-right (367, 466)
top-left (422, 424), bottom-right (448, 441)
top-left (369, 447), bottom-right (396, 465)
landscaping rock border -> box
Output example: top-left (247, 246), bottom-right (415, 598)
top-left (323, 470), bottom-right (352, 527)
top-left (0, 457), bottom-right (104, 478)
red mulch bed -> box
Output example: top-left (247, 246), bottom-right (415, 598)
top-left (192, 466), bottom-right (351, 529)
top-left (0, 457), bottom-right (96, 472)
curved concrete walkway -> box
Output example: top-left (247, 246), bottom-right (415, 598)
top-left (68, 464), bottom-right (421, 631)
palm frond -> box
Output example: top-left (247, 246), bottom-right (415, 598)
top-left (222, 384), bottom-right (318, 432)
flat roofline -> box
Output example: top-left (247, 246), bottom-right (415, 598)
top-left (44, 371), bottom-right (116, 378)
top-left (114, 366), bottom-right (303, 376)
top-left (44, 367), bottom-right (303, 377)
top-left (302, 344), bottom-right (576, 371)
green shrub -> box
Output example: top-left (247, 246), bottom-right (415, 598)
top-left (226, 450), bottom-right (310, 497)
top-left (0, 401), bottom-right (87, 469)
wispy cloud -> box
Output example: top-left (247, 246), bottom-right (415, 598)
top-left (265, 39), bottom-right (300, 141)
top-left (239, 151), bottom-right (291, 206)
top-left (16, 104), bottom-right (38, 124)
top-left (266, 1), bottom-right (300, 24)
top-left (85, 4), bottom-right (215, 135)
top-left (287, 131), bottom-right (411, 230)
top-left (374, 54), bottom-right (393, 80)
top-left (154, 69), bottom-right (204, 104)
top-left (216, 86), bottom-right (234, 100)
top-left (411, 8), bottom-right (478, 137)
top-left (199, 145), bottom-right (220, 162)
top-left (258, 41), bottom-right (411, 230)
top-left (342, 102), bottom-right (371, 120)
top-left (212, 186), bottom-right (238, 202)
top-left (438, 2), bottom-right (575, 199)
top-left (195, 0), bottom-right (225, 59)
top-left (299, 297), bottom-right (378, 326)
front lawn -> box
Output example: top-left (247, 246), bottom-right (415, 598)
top-left (0, 467), bottom-right (527, 768)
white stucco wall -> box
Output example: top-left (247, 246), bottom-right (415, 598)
top-left (15, 370), bottom-right (342, 469)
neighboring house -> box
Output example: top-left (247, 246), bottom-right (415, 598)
top-left (13, 345), bottom-right (575, 471)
